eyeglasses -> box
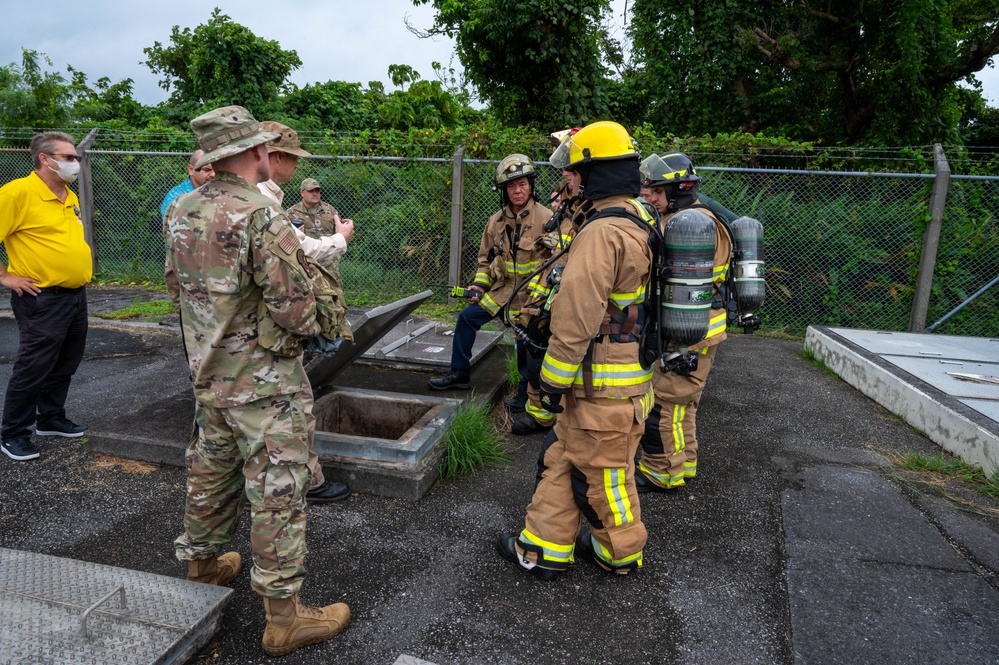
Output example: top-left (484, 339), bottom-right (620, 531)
top-left (46, 153), bottom-right (80, 162)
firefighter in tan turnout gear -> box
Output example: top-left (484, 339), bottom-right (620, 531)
top-left (428, 155), bottom-right (551, 392)
top-left (497, 121), bottom-right (656, 578)
top-left (635, 152), bottom-right (733, 492)
top-left (509, 131), bottom-right (584, 435)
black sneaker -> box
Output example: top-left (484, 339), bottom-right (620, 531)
top-left (1, 437), bottom-right (40, 461)
top-left (36, 417), bottom-right (86, 438)
top-left (427, 370), bottom-right (471, 391)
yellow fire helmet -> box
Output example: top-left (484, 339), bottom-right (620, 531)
top-left (549, 121), bottom-right (638, 170)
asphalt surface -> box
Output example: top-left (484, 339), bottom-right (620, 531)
top-left (2, 286), bottom-right (998, 665)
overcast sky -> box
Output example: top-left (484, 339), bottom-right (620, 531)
top-left (2, 0), bottom-right (997, 109)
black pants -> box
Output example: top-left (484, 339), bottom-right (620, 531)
top-left (2, 287), bottom-right (88, 441)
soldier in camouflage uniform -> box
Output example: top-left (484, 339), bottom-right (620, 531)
top-left (164, 105), bottom-right (350, 658)
top-left (286, 177), bottom-right (352, 343)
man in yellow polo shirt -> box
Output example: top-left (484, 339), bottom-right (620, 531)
top-left (0, 131), bottom-right (93, 462)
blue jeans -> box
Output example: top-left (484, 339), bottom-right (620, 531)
top-left (451, 302), bottom-right (527, 392)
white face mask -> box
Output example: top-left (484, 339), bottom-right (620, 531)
top-left (47, 158), bottom-right (81, 183)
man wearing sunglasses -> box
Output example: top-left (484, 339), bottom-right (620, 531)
top-left (159, 150), bottom-right (215, 219)
top-left (0, 132), bottom-right (93, 461)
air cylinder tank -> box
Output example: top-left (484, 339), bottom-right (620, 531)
top-left (730, 216), bottom-right (766, 316)
top-left (661, 208), bottom-right (716, 346)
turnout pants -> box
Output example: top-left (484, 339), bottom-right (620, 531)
top-left (174, 392), bottom-right (312, 599)
top-left (637, 345), bottom-right (717, 489)
top-left (518, 392), bottom-right (652, 573)
top-left (523, 351), bottom-right (555, 426)
top-left (1, 288), bottom-right (88, 441)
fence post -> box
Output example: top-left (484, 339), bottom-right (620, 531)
top-left (448, 145), bottom-right (465, 294)
top-left (908, 143), bottom-right (950, 333)
top-left (75, 128), bottom-right (100, 276)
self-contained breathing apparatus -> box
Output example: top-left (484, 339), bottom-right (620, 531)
top-left (504, 195), bottom-right (766, 376)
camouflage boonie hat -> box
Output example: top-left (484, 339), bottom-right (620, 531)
top-left (260, 121), bottom-right (311, 157)
top-left (191, 106), bottom-right (280, 169)
top-left (300, 177), bottom-right (321, 191)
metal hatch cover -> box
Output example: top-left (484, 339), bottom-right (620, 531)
top-left (306, 290), bottom-right (433, 390)
top-left (0, 548), bottom-right (232, 665)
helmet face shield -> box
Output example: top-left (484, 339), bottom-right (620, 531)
top-left (549, 138), bottom-right (575, 170)
top-left (641, 152), bottom-right (699, 186)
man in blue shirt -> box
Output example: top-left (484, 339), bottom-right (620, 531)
top-left (160, 150), bottom-right (215, 218)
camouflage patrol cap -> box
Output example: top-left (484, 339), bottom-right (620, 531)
top-left (190, 106), bottom-right (280, 169)
top-left (260, 121), bottom-right (311, 157)
top-left (300, 177), bottom-right (321, 191)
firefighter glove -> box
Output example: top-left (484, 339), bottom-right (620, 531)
top-left (539, 386), bottom-right (564, 414)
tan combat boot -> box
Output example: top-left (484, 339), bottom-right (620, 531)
top-left (261, 594), bottom-right (351, 657)
top-left (187, 552), bottom-right (242, 587)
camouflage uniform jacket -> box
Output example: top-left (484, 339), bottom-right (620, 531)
top-left (665, 198), bottom-right (733, 352)
top-left (164, 171), bottom-right (320, 408)
top-left (471, 199), bottom-right (551, 317)
top-left (283, 200), bottom-right (351, 340)
top-left (285, 200), bottom-right (339, 240)
top-left (540, 195), bottom-right (655, 399)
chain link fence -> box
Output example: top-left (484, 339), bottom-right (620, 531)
top-left (0, 138), bottom-right (996, 338)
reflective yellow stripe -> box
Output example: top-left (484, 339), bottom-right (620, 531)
top-left (638, 461), bottom-right (686, 488)
top-left (608, 284), bottom-right (648, 307)
top-left (520, 528), bottom-right (573, 563)
top-left (543, 359), bottom-right (653, 389)
top-left (541, 355), bottom-right (580, 388)
top-left (591, 538), bottom-right (643, 568)
top-left (480, 293), bottom-right (502, 316)
top-left (525, 401), bottom-right (555, 423)
top-left (504, 260), bottom-right (540, 276)
top-left (705, 311), bottom-right (727, 338)
top-left (527, 275), bottom-right (551, 299)
top-left (604, 467), bottom-right (636, 526)
top-left (714, 262), bottom-right (730, 281)
top-left (640, 388), bottom-right (654, 419)
top-left (684, 460), bottom-right (697, 478)
top-left (671, 403), bottom-right (686, 456)
top-left (473, 272), bottom-right (493, 289)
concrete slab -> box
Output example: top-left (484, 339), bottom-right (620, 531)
top-left (804, 326), bottom-right (999, 477)
top-left (783, 467), bottom-right (999, 665)
top-left (311, 388), bottom-right (460, 501)
top-left (0, 548), bottom-right (232, 665)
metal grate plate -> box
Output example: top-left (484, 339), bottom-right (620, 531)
top-left (0, 548), bottom-right (232, 665)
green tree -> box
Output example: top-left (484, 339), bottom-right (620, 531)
top-left (142, 8), bottom-right (302, 122)
top-left (413, 0), bottom-right (613, 127)
top-left (630, 0), bottom-right (999, 145)
top-left (0, 49), bottom-right (74, 127)
top-left (282, 80), bottom-right (377, 132)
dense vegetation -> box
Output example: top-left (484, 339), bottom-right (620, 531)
top-left (0, 8), bottom-right (997, 337)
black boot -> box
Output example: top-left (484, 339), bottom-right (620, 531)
top-left (496, 532), bottom-right (560, 580)
top-left (504, 391), bottom-right (528, 412)
top-left (635, 470), bottom-right (672, 494)
top-left (428, 369), bottom-right (471, 391)
top-left (511, 415), bottom-right (551, 436)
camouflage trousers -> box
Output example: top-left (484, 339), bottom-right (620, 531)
top-left (174, 392), bottom-right (312, 599)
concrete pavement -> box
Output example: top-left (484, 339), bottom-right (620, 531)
top-left (1, 286), bottom-right (998, 664)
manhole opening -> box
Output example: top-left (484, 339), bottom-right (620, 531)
top-left (315, 391), bottom-right (434, 440)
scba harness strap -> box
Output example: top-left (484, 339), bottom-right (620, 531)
top-left (577, 200), bottom-right (660, 396)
